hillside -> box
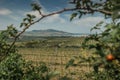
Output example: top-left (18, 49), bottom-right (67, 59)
top-left (22, 29), bottom-right (74, 36)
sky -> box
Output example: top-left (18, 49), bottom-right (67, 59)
top-left (0, 0), bottom-right (106, 33)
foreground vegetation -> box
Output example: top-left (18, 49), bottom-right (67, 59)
top-left (18, 37), bottom-right (93, 79)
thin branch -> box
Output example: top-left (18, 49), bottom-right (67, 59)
top-left (5, 8), bottom-right (80, 54)
top-left (38, 10), bottom-right (44, 16)
top-left (98, 9), bottom-right (112, 15)
top-left (6, 6), bottom-right (112, 55)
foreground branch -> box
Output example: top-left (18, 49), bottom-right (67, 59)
top-left (6, 7), bottom-right (82, 54)
top-left (6, 6), bottom-right (112, 55)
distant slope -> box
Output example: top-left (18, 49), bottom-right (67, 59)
top-left (0, 29), bottom-right (89, 37)
top-left (22, 29), bottom-right (74, 36)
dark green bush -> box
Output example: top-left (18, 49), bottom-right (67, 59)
top-left (0, 52), bottom-right (59, 80)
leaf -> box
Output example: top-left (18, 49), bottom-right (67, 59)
top-left (39, 63), bottom-right (48, 73)
top-left (31, 3), bottom-right (41, 11)
top-left (28, 19), bottom-right (31, 23)
top-left (110, 28), bottom-right (118, 38)
top-left (65, 59), bottom-right (74, 69)
top-left (76, 0), bottom-right (81, 8)
top-left (23, 23), bottom-right (28, 26)
top-left (27, 14), bottom-right (32, 18)
top-left (70, 13), bottom-right (77, 21)
top-left (90, 21), bottom-right (104, 31)
top-left (23, 18), bottom-right (28, 22)
top-left (93, 63), bottom-right (102, 73)
top-left (88, 44), bottom-right (96, 49)
top-left (19, 23), bottom-right (23, 27)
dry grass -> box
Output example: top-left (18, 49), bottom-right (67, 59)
top-left (18, 47), bottom-right (93, 80)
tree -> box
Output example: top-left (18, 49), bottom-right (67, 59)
top-left (67, 0), bottom-right (120, 79)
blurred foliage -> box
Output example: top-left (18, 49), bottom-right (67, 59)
top-left (70, 0), bottom-right (120, 21)
top-left (68, 0), bottom-right (120, 80)
top-left (0, 25), bottom-right (18, 61)
top-left (0, 53), bottom-right (59, 80)
top-left (83, 21), bottom-right (120, 80)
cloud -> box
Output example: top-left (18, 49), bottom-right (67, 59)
top-left (72, 16), bottom-right (104, 26)
top-left (64, 14), bottom-right (71, 18)
top-left (25, 10), bottom-right (65, 23)
top-left (0, 8), bottom-right (20, 21)
top-left (25, 8), bottom-right (49, 18)
top-left (8, 15), bottom-right (21, 21)
top-left (24, 0), bottom-right (66, 24)
top-left (42, 14), bottom-right (66, 23)
top-left (0, 8), bottom-right (12, 15)
top-left (32, 0), bottom-right (41, 6)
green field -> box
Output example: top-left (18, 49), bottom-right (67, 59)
top-left (17, 36), bottom-right (94, 80)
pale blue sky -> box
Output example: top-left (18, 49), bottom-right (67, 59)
top-left (0, 0), bottom-right (106, 33)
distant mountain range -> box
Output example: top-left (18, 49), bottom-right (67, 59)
top-left (0, 29), bottom-right (89, 37)
top-left (21, 29), bottom-right (89, 37)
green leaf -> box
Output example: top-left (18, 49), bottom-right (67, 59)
top-left (23, 23), bottom-right (28, 26)
top-left (70, 13), bottom-right (77, 21)
top-left (27, 14), bottom-right (32, 18)
top-left (23, 18), bottom-right (28, 22)
top-left (90, 21), bottom-right (104, 31)
top-left (93, 63), bottom-right (102, 73)
top-left (31, 3), bottom-right (41, 11)
top-left (76, 0), bottom-right (81, 8)
top-left (78, 11), bottom-right (84, 18)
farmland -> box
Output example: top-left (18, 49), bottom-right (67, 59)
top-left (17, 36), bottom-right (95, 80)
